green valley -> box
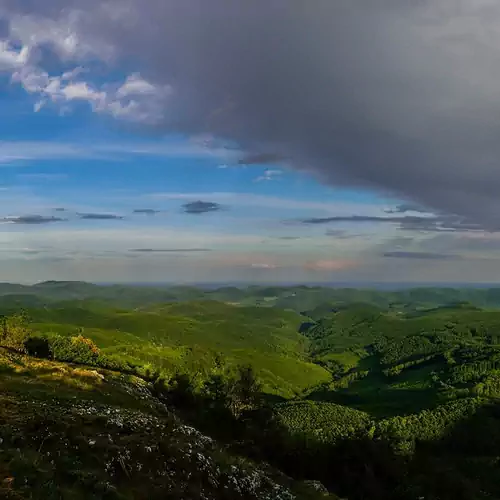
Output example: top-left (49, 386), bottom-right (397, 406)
top-left (24, 300), bottom-right (331, 398)
top-left (3, 282), bottom-right (500, 498)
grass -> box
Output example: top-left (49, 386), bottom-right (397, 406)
top-left (315, 349), bottom-right (365, 372)
top-left (0, 348), bottom-right (157, 411)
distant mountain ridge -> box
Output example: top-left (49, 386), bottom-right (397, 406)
top-left (1, 281), bottom-right (500, 313)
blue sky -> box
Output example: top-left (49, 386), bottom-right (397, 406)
top-left (0, 95), bottom-right (404, 283)
top-left (0, 3), bottom-right (499, 284)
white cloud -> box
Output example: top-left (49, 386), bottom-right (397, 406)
top-left (10, 63), bottom-right (168, 122)
top-left (11, 66), bottom-right (48, 92)
top-left (254, 169), bottom-right (283, 182)
top-left (116, 73), bottom-right (162, 98)
top-left (0, 139), bottom-right (236, 165)
top-left (0, 11), bottom-right (168, 123)
top-left (0, 141), bottom-right (93, 164)
top-left (7, 12), bottom-right (113, 61)
top-left (61, 81), bottom-right (104, 102)
top-left (33, 100), bottom-right (45, 112)
top-left (0, 41), bottom-right (29, 71)
top-left (61, 67), bottom-right (86, 80)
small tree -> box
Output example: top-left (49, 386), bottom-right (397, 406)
top-left (0, 313), bottom-right (32, 352)
top-left (229, 364), bottom-right (262, 417)
top-left (203, 373), bottom-right (231, 409)
top-left (168, 372), bottom-right (195, 407)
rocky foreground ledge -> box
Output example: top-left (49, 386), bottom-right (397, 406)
top-left (0, 349), bottom-right (333, 499)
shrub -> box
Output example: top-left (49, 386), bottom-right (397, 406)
top-left (24, 335), bottom-right (51, 358)
top-left (22, 332), bottom-right (140, 374)
top-left (93, 354), bottom-right (133, 372)
top-left (0, 313), bottom-right (32, 352)
top-left (229, 364), bottom-right (263, 416)
top-left (168, 372), bottom-right (196, 407)
top-left (50, 334), bottom-right (101, 364)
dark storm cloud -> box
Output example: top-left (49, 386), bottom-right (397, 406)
top-left (77, 213), bottom-right (124, 220)
top-left (133, 209), bottom-right (160, 215)
top-left (383, 251), bottom-right (463, 261)
top-left (238, 153), bottom-right (287, 165)
top-left (300, 215), bottom-right (431, 225)
top-left (296, 214), bottom-right (486, 233)
top-left (182, 201), bottom-right (221, 214)
top-left (400, 216), bottom-right (485, 233)
top-left (3, 215), bottom-right (65, 224)
top-left (8, 2), bottom-right (500, 227)
top-left (130, 248), bottom-right (211, 253)
top-left (385, 204), bottom-right (430, 214)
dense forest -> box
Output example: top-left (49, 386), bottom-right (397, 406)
top-left (3, 282), bottom-right (500, 498)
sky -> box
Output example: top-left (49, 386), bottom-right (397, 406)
top-left (0, 1), bottom-right (500, 284)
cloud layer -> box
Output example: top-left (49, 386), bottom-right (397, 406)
top-left (298, 214), bottom-right (485, 233)
top-left (130, 248), bottom-right (211, 253)
top-left (2, 3), bottom-right (500, 240)
top-left (383, 251), bottom-right (463, 261)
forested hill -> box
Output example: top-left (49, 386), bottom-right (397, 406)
top-left (4, 285), bottom-right (500, 497)
top-left (19, 300), bottom-right (332, 398)
top-left (2, 280), bottom-right (500, 312)
top-left (301, 303), bottom-right (500, 414)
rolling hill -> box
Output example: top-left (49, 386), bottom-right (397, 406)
top-left (25, 300), bottom-right (330, 398)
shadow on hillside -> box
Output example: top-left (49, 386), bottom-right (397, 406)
top-left (298, 321), bottom-right (315, 333)
top-left (356, 354), bottom-right (381, 371)
top-left (271, 399), bottom-right (500, 500)
top-left (404, 399), bottom-right (500, 499)
top-left (261, 393), bottom-right (288, 404)
top-left (305, 352), bottom-right (447, 417)
top-left (306, 384), bottom-right (444, 418)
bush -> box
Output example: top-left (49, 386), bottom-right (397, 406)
top-left (94, 354), bottom-right (134, 372)
top-left (168, 372), bottom-right (196, 407)
top-left (24, 335), bottom-right (51, 358)
top-left (50, 334), bottom-right (101, 364)
top-left (0, 313), bottom-right (31, 352)
top-left (21, 332), bottom-right (141, 375)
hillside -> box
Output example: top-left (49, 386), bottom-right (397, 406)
top-left (3, 281), bottom-right (500, 313)
top-left (24, 300), bottom-right (330, 398)
top-left (269, 303), bottom-right (500, 498)
top-left (299, 304), bottom-right (500, 415)
top-left (5, 284), bottom-right (500, 498)
top-left (0, 348), bottom-right (330, 500)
